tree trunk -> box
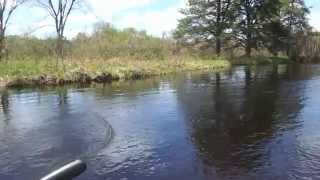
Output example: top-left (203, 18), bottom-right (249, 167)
top-left (0, 32), bottom-right (5, 61)
top-left (216, 37), bottom-right (222, 56)
top-left (245, 30), bottom-right (252, 57)
top-left (57, 35), bottom-right (64, 59)
top-left (245, 41), bottom-right (252, 57)
top-left (286, 0), bottom-right (294, 57)
top-left (216, 0), bottom-right (222, 56)
top-left (245, 3), bottom-right (252, 57)
top-left (245, 21), bottom-right (252, 57)
top-left (286, 29), bottom-right (293, 57)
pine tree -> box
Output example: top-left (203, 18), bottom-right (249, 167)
top-left (175, 0), bottom-right (310, 57)
top-left (280, 0), bottom-right (310, 56)
top-left (175, 0), bottom-right (236, 56)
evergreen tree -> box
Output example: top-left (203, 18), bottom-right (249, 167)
top-left (175, 0), bottom-right (310, 57)
top-left (234, 0), bottom-right (283, 56)
top-left (175, 0), bottom-right (236, 56)
top-left (280, 0), bottom-right (310, 55)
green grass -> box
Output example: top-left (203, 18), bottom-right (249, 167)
top-left (0, 56), bottom-right (230, 86)
top-left (0, 54), bottom-right (293, 87)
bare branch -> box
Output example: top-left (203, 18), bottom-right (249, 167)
top-left (36, 0), bottom-right (81, 59)
top-left (0, 0), bottom-right (28, 60)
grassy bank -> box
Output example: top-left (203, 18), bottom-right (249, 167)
top-left (2, 25), bottom-right (295, 88)
top-left (0, 57), bottom-right (230, 87)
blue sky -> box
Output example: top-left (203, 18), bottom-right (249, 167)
top-left (307, 0), bottom-right (320, 31)
top-left (8, 0), bottom-right (320, 38)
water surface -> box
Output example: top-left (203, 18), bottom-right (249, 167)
top-left (1, 64), bottom-right (320, 180)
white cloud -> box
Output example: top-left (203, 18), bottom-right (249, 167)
top-left (116, 6), bottom-right (184, 37)
top-left (305, 0), bottom-right (320, 31)
top-left (108, 0), bottom-right (186, 36)
top-left (7, 0), bottom-right (187, 38)
top-left (8, 0), bottom-right (319, 39)
top-left (86, 0), bottom-right (156, 22)
top-left (309, 12), bottom-right (320, 31)
top-left (70, 0), bottom-right (187, 37)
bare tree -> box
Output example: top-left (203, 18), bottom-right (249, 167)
top-left (0, 0), bottom-right (27, 60)
top-left (37, 0), bottom-right (80, 61)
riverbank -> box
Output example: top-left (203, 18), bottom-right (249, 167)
top-left (230, 56), bottom-right (290, 65)
top-left (0, 57), bottom-right (230, 87)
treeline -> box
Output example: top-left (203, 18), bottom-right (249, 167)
top-left (6, 23), bottom-right (176, 61)
top-left (0, 0), bottom-right (318, 63)
top-left (71, 23), bottom-right (175, 60)
top-left (174, 0), bottom-right (311, 57)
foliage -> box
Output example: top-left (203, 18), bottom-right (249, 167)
top-left (6, 35), bottom-right (56, 60)
top-left (71, 23), bottom-right (174, 60)
top-left (174, 0), bottom-right (236, 56)
top-left (0, 23), bottom-right (232, 85)
top-left (4, 24), bottom-right (179, 61)
top-left (175, 0), bottom-right (310, 57)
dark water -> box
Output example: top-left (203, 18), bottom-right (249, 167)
top-left (1, 64), bottom-right (320, 180)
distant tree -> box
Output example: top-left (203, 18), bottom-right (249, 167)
top-left (236, 0), bottom-right (309, 57)
top-left (73, 32), bottom-right (87, 41)
top-left (233, 0), bottom-right (259, 57)
top-left (280, 0), bottom-right (310, 56)
top-left (258, 0), bottom-right (287, 56)
top-left (262, 20), bottom-right (289, 56)
top-left (233, 0), bottom-right (282, 57)
top-left (175, 0), bottom-right (236, 56)
top-left (0, 0), bottom-right (27, 60)
top-left (37, 0), bottom-right (81, 62)
top-left (281, 0), bottom-right (309, 33)
top-left (175, 0), bottom-right (310, 57)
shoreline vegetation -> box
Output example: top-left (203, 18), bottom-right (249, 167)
top-left (230, 56), bottom-right (290, 65)
top-left (0, 24), bottom-right (292, 88)
top-left (0, 57), bottom-right (231, 88)
top-left (0, 0), bottom-right (318, 88)
top-left (0, 55), bottom-right (291, 88)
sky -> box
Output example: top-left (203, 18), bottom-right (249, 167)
top-left (7, 0), bottom-right (320, 38)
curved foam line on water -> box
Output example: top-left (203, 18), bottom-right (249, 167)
top-left (101, 116), bottom-right (114, 149)
top-left (80, 113), bottom-right (114, 161)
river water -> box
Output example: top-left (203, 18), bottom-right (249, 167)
top-left (1, 64), bottom-right (320, 180)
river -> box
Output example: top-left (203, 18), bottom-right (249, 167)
top-left (1, 64), bottom-right (320, 180)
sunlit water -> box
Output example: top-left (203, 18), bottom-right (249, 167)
top-left (1, 64), bottom-right (320, 180)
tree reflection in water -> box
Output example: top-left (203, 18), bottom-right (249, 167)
top-left (176, 65), bottom-right (309, 178)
